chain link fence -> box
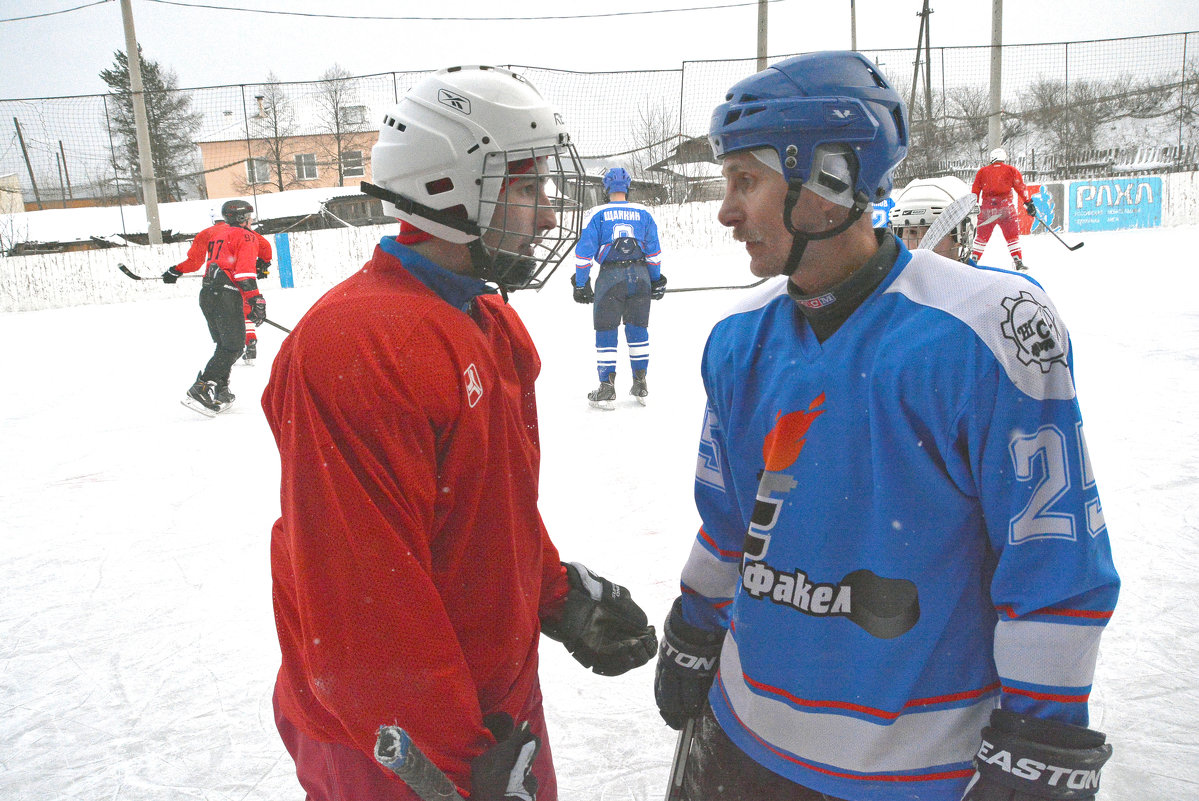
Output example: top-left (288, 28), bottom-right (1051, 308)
top-left (2, 31), bottom-right (1197, 212)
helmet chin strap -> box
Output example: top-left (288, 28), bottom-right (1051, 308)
top-left (780, 183), bottom-right (872, 278)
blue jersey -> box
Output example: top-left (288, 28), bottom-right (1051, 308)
top-left (680, 246), bottom-right (1119, 801)
top-left (573, 200), bottom-right (662, 285)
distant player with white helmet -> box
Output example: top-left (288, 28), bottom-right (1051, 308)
top-left (571, 166), bottom-right (667, 408)
top-left (889, 175), bottom-right (978, 263)
top-left (264, 65), bottom-right (657, 801)
top-left (971, 147), bottom-right (1035, 270)
top-left (653, 51), bottom-right (1119, 801)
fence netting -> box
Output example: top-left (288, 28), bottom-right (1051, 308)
top-left (2, 31), bottom-right (1197, 210)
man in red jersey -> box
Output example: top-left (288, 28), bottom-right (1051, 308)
top-left (970, 147), bottom-right (1035, 270)
top-left (262, 65), bottom-right (657, 801)
top-left (162, 198), bottom-right (265, 414)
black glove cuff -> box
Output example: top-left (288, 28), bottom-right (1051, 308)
top-left (664, 597), bottom-right (723, 650)
top-left (975, 710), bottom-right (1111, 799)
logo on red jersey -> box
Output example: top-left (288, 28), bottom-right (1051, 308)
top-left (464, 364), bottom-right (483, 407)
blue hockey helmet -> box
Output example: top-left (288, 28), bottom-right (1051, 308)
top-left (709, 51), bottom-right (909, 203)
top-left (603, 167), bottom-right (631, 194)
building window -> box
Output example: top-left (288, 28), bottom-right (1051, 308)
top-left (295, 153), bottom-right (318, 181)
top-left (246, 158), bottom-right (270, 184)
top-left (341, 150), bottom-right (365, 178)
top-left (340, 105), bottom-right (368, 126)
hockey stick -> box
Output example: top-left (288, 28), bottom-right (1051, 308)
top-left (665, 716), bottom-right (697, 801)
top-left (1030, 210), bottom-right (1084, 251)
top-left (663, 277), bottom-right (770, 294)
top-left (262, 317), bottom-right (292, 334)
top-left (120, 263), bottom-right (293, 332)
top-left (375, 726), bottom-right (467, 801)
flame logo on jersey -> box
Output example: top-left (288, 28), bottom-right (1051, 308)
top-left (762, 393), bottom-right (826, 471)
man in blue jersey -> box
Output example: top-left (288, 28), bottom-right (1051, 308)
top-left (653, 51), bottom-right (1119, 801)
top-left (571, 167), bottom-right (667, 409)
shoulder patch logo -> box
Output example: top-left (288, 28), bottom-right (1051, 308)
top-left (463, 363), bottom-right (483, 408)
top-left (1000, 291), bottom-right (1067, 373)
top-left (437, 89), bottom-right (471, 115)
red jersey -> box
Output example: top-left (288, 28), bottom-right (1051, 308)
top-left (175, 220), bottom-right (262, 301)
top-left (971, 162), bottom-right (1030, 204)
top-left (263, 241), bottom-right (570, 789)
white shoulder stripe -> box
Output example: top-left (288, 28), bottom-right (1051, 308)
top-left (885, 251), bottom-right (1076, 401)
top-left (714, 275), bottom-right (790, 324)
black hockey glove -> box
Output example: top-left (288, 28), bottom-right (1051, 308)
top-left (650, 275), bottom-right (668, 300)
top-left (541, 562), bottom-right (657, 676)
top-left (470, 713), bottom-right (540, 801)
top-left (256, 258), bottom-right (271, 279)
top-left (1024, 200), bottom-right (1037, 217)
top-left (654, 596), bottom-right (723, 730)
top-left (248, 294), bottom-right (267, 325)
top-left (162, 267), bottom-right (182, 284)
top-left (572, 276), bottom-right (594, 304)
top-left (962, 709), bottom-right (1112, 801)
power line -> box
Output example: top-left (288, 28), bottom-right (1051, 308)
top-left (0, 0), bottom-right (111, 23)
top-left (144, 0), bottom-right (784, 22)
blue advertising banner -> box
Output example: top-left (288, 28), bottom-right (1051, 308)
top-left (1068, 178), bottom-right (1162, 232)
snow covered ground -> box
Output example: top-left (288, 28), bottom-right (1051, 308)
top-left (1, 223), bottom-right (1196, 800)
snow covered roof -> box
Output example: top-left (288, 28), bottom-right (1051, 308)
top-left (1, 185), bottom-right (359, 245)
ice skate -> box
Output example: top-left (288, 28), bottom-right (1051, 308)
top-left (587, 375), bottom-right (616, 410)
top-left (181, 374), bottom-right (226, 417)
top-left (242, 340), bottom-right (257, 365)
top-left (629, 370), bottom-right (648, 406)
top-left (215, 380), bottom-right (236, 406)
top-left (1013, 257), bottom-right (1027, 271)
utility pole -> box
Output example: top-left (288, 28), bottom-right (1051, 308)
top-left (59, 141), bottom-right (74, 201)
top-left (850, 0), bottom-right (857, 50)
top-left (756, 0), bottom-right (768, 71)
top-left (988, 0), bottom-right (1004, 152)
top-left (119, 0), bottom-right (162, 244)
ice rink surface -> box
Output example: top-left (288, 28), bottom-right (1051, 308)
top-left (2, 224), bottom-right (1196, 799)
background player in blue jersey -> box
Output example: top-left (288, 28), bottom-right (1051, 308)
top-left (571, 167), bottom-right (667, 408)
top-left (653, 51), bottom-right (1119, 801)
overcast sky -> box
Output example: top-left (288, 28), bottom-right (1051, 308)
top-left (2, 0), bottom-right (1199, 99)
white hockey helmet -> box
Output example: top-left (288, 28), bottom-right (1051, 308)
top-left (889, 176), bottom-right (977, 262)
top-left (989, 147), bottom-right (1008, 163)
top-left (362, 65), bottom-right (584, 290)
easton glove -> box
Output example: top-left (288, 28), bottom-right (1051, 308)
top-left (650, 275), bottom-right (668, 300)
top-left (162, 267), bottom-right (182, 284)
top-left (654, 596), bottom-right (723, 730)
top-left (572, 276), bottom-right (594, 304)
top-left (962, 709), bottom-right (1112, 800)
top-left (470, 713), bottom-right (540, 801)
top-left (541, 562), bottom-right (657, 676)
top-left (256, 258), bottom-right (271, 279)
top-left (247, 294), bottom-right (267, 325)
top-left (1024, 200), bottom-right (1037, 217)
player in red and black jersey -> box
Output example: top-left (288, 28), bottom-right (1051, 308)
top-left (162, 198), bottom-right (265, 414)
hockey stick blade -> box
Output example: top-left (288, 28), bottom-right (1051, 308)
top-left (663, 277), bottom-right (770, 294)
top-left (375, 726), bottom-right (466, 801)
top-left (666, 716), bottom-right (697, 801)
top-left (117, 263), bottom-right (153, 280)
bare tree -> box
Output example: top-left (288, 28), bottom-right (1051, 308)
top-left (241, 73), bottom-right (302, 193)
top-left (313, 64), bottom-right (372, 187)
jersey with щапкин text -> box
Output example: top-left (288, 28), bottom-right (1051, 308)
top-left (677, 246), bottom-right (1119, 801)
top-left (263, 237), bottom-right (570, 791)
top-left (573, 200), bottom-right (662, 286)
top-left (174, 220), bottom-right (262, 303)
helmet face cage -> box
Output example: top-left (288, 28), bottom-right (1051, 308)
top-left (477, 143), bottom-right (585, 291)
